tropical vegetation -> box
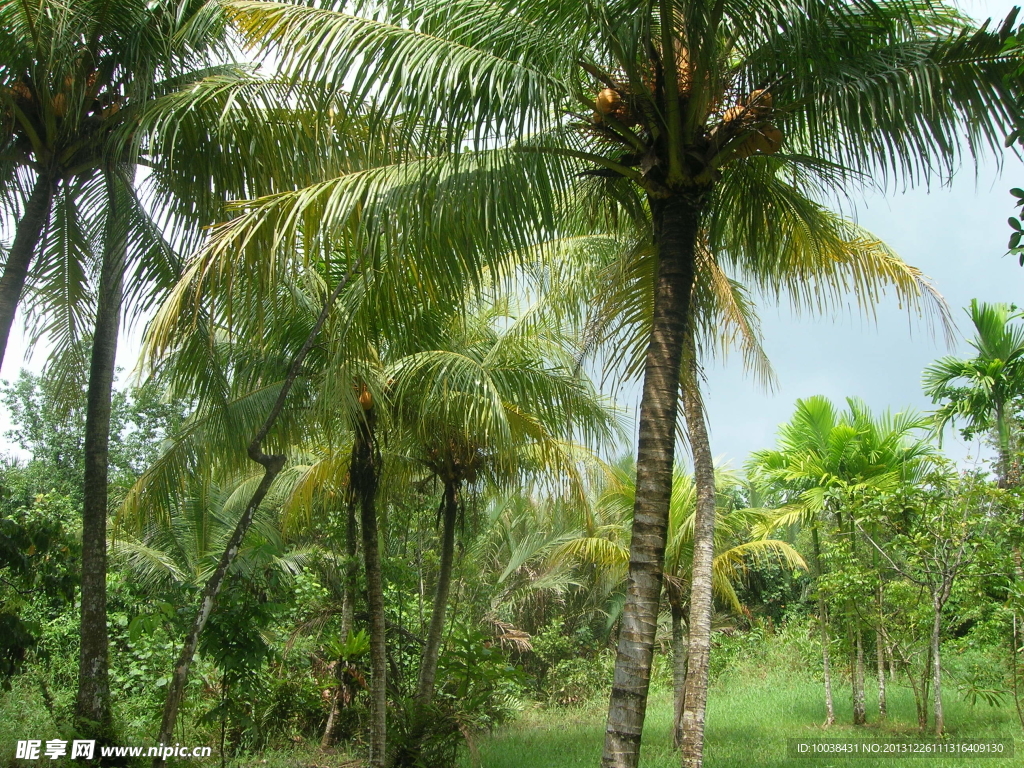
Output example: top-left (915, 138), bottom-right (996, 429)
top-left (1, 0), bottom-right (1024, 767)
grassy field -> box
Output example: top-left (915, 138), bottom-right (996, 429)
top-left (465, 671), bottom-right (1020, 768)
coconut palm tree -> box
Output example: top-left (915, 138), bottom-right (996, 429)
top-left (183, 1), bottom-right (1017, 763)
top-left (384, 299), bottom-right (618, 765)
top-left (748, 396), bottom-right (936, 726)
top-left (923, 300), bottom-right (1024, 487)
top-left (0, 0), bottom-right (245, 740)
top-left (594, 456), bottom-right (804, 745)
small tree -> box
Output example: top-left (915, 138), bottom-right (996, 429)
top-left (858, 471), bottom-right (1002, 736)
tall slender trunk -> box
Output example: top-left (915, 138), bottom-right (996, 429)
top-left (876, 586), bottom-right (887, 719)
top-left (876, 634), bottom-right (887, 719)
top-left (75, 173), bottom-right (124, 746)
top-left (354, 410), bottom-right (387, 768)
top-left (392, 480), bottom-right (460, 768)
top-left (679, 377), bottom-right (716, 768)
top-left (811, 527), bottom-right (835, 726)
top-left (1012, 552), bottom-right (1024, 730)
top-left (918, 643), bottom-right (931, 733)
top-left (153, 267), bottom-right (356, 767)
top-left (602, 192), bottom-right (703, 768)
top-left (852, 627), bottom-right (866, 725)
top-left (415, 480), bottom-right (459, 705)
top-left (996, 401), bottom-right (1009, 488)
top-left (931, 598), bottom-right (944, 737)
top-left (0, 170), bottom-right (56, 370)
top-left (670, 595), bottom-right (686, 750)
top-left (322, 498), bottom-right (360, 750)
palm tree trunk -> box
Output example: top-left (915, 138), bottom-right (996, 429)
top-left (152, 268), bottom-right (356, 767)
top-left (670, 596), bottom-right (686, 750)
top-left (75, 174), bottom-right (124, 747)
top-left (996, 401), bottom-right (1010, 488)
top-left (415, 480), bottom-right (459, 705)
top-left (322, 498), bottom-right (360, 750)
top-left (392, 480), bottom-right (460, 768)
top-left (602, 193), bottom-right (703, 768)
top-left (353, 409), bottom-right (387, 768)
top-left (0, 170), bottom-right (56, 370)
top-left (811, 526), bottom-right (835, 726)
top-left (853, 626), bottom-right (866, 725)
top-left (679, 377), bottom-right (717, 768)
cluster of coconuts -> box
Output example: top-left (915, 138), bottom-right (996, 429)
top-left (591, 81), bottom-right (784, 159)
top-left (721, 89), bottom-right (783, 157)
top-left (3, 73), bottom-right (121, 128)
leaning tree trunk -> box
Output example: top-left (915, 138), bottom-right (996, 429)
top-left (392, 479), bottom-right (460, 768)
top-left (353, 409), bottom-right (387, 768)
top-left (669, 590), bottom-right (687, 750)
top-left (0, 170), bottom-right (56, 370)
top-left (679, 375), bottom-right (717, 768)
top-left (416, 479), bottom-right (459, 705)
top-left (75, 173), bottom-right (124, 747)
top-left (153, 267), bottom-right (356, 767)
top-left (602, 193), bottom-right (702, 768)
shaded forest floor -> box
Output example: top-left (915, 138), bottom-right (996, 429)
top-left (464, 672), bottom-right (1021, 768)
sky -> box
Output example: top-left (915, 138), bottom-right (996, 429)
top-left (603, 0), bottom-right (1024, 473)
top-left (1, 0), bottom-right (1022, 473)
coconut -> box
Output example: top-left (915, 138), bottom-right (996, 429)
top-left (748, 89), bottom-right (773, 115)
top-left (734, 135), bottom-right (759, 158)
top-left (52, 93), bottom-right (66, 117)
top-left (358, 387), bottom-right (373, 410)
top-left (761, 125), bottom-right (783, 153)
top-left (595, 88), bottom-right (621, 115)
top-left (723, 105), bottom-right (746, 123)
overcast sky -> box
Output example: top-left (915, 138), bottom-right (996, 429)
top-left (2, 0), bottom-right (1022, 474)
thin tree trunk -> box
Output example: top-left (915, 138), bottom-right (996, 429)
top-left (996, 401), bottom-right (1009, 488)
top-left (153, 267), bottom-right (357, 767)
top-left (75, 172), bottom-right (124, 747)
top-left (876, 585), bottom-right (887, 719)
top-left (670, 597), bottom-right (686, 750)
top-left (1012, 613), bottom-right (1024, 730)
top-left (415, 480), bottom-right (459, 705)
top-left (1012, 551), bottom-right (1024, 730)
top-left (602, 192), bottom-right (703, 768)
top-left (0, 170), bottom-right (56, 370)
top-left (918, 643), bottom-right (932, 733)
top-left (323, 497), bottom-right (360, 750)
top-left (680, 376), bottom-right (716, 768)
top-left (811, 527), bottom-right (835, 726)
top-left (931, 599), bottom-right (944, 737)
top-left (354, 410), bottom-right (387, 768)
top-left (392, 481), bottom-right (460, 768)
top-left (853, 626), bottom-right (866, 726)
top-left (876, 633), bottom-right (887, 719)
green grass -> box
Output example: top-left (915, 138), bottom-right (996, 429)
top-left (465, 671), bottom-right (1021, 768)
